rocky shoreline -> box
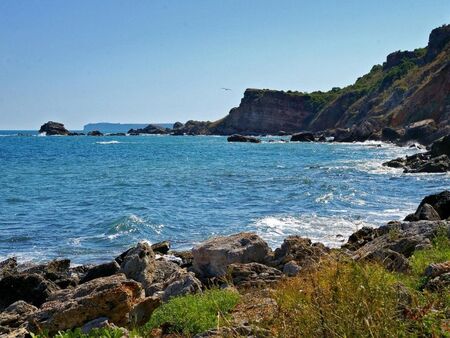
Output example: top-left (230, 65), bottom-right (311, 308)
top-left (1, 190), bottom-right (449, 337)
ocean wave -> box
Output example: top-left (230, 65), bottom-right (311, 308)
top-left (104, 215), bottom-right (164, 240)
top-left (96, 140), bottom-right (121, 145)
top-left (253, 214), bottom-right (373, 248)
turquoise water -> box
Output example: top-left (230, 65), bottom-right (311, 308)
top-left (1, 132), bottom-right (449, 264)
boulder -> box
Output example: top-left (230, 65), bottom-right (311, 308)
top-left (161, 270), bottom-right (202, 302)
top-left (87, 130), bottom-right (103, 136)
top-left (404, 203), bottom-right (441, 222)
top-left (21, 259), bottom-right (76, 289)
top-left (424, 272), bottom-right (450, 291)
top-left (151, 259), bottom-right (181, 284)
top-left (118, 242), bottom-right (156, 292)
top-left (172, 122), bottom-right (184, 130)
top-left (430, 134), bottom-right (450, 157)
top-left (28, 274), bottom-right (144, 334)
top-left (0, 257), bottom-right (17, 278)
top-left (270, 236), bottom-right (329, 268)
top-left (227, 263), bottom-right (282, 287)
top-left (406, 190), bottom-right (450, 220)
top-left (283, 261), bottom-right (301, 277)
top-left (79, 261), bottom-right (120, 284)
top-left (403, 119), bottom-right (437, 144)
top-left (192, 232), bottom-right (271, 278)
top-left (0, 301), bottom-right (37, 330)
top-left (171, 250), bottom-right (193, 268)
top-left (290, 132), bottom-right (315, 142)
top-left (39, 121), bottom-right (70, 136)
top-left (381, 127), bottom-right (405, 142)
top-left (227, 134), bottom-right (261, 143)
top-left (129, 296), bottom-right (161, 326)
top-left (0, 273), bottom-right (59, 308)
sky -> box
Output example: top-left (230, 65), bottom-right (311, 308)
top-left (1, 1), bottom-right (449, 130)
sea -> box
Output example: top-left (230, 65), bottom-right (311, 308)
top-left (1, 130), bottom-right (449, 264)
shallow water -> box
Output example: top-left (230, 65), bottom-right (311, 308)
top-left (0, 132), bottom-right (449, 264)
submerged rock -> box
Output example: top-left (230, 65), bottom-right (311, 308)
top-left (192, 232), bottom-right (271, 278)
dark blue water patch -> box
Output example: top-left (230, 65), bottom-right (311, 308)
top-left (0, 135), bottom-right (449, 264)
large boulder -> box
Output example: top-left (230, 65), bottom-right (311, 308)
top-left (381, 127), bottom-right (405, 142)
top-left (28, 274), bottom-right (145, 335)
top-left (192, 233), bottom-right (271, 278)
top-left (227, 134), bottom-right (261, 143)
top-left (290, 132), bottom-right (315, 142)
top-left (39, 121), bottom-right (70, 136)
top-left (161, 270), bottom-right (202, 302)
top-left (404, 190), bottom-right (450, 221)
top-left (403, 119), bottom-right (437, 144)
top-left (270, 236), bottom-right (329, 269)
top-left (79, 261), bottom-right (120, 284)
top-left (0, 301), bottom-right (37, 332)
top-left (0, 257), bottom-right (17, 278)
top-left (0, 273), bottom-right (59, 308)
top-left (118, 242), bottom-right (156, 293)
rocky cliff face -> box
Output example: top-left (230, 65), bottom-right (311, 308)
top-left (212, 24), bottom-right (450, 138)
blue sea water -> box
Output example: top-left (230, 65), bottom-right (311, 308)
top-left (1, 131), bottom-right (449, 264)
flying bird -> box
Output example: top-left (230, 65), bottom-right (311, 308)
top-left (221, 87), bottom-right (232, 91)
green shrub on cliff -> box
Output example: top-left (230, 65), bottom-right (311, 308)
top-left (142, 288), bottom-right (240, 335)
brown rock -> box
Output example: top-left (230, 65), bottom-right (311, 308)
top-left (424, 261), bottom-right (450, 278)
top-left (28, 274), bottom-right (144, 335)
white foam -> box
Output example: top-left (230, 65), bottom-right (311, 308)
top-left (253, 214), bottom-right (373, 248)
top-left (96, 140), bottom-right (121, 145)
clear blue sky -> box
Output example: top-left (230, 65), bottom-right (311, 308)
top-left (1, 1), bottom-right (449, 129)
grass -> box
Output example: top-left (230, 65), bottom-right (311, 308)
top-left (264, 231), bottom-right (450, 338)
top-left (31, 327), bottom-right (125, 338)
top-left (141, 288), bottom-right (240, 336)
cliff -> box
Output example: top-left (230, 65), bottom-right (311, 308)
top-left (212, 24), bottom-right (450, 137)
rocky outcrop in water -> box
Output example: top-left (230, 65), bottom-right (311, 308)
top-left (128, 124), bottom-right (168, 135)
top-left (227, 134), bottom-right (261, 143)
top-left (383, 135), bottom-right (450, 173)
top-left (39, 121), bottom-right (70, 136)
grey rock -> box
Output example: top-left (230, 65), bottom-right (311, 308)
top-left (283, 261), bottom-right (301, 277)
top-left (119, 242), bottom-right (156, 292)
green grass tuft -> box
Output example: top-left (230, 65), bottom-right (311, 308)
top-left (142, 288), bottom-right (240, 336)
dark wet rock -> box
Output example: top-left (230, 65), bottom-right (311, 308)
top-left (87, 130), bottom-right (103, 136)
top-left (79, 261), bottom-right (120, 284)
top-left (383, 150), bottom-right (450, 173)
top-left (118, 242), bottom-right (156, 293)
top-left (28, 274), bottom-right (144, 335)
top-left (227, 134), bottom-right (261, 143)
top-left (404, 203), bottom-right (441, 222)
top-left (68, 132), bottom-right (85, 136)
top-left (228, 263), bottom-right (282, 287)
top-left (108, 133), bottom-right (126, 136)
top-left (269, 236), bottom-right (329, 269)
top-left (20, 259), bottom-right (76, 289)
top-left (39, 121), bottom-right (70, 136)
top-left (381, 127), bottom-right (405, 142)
top-left (151, 241), bottom-right (170, 255)
top-left (172, 122), bottom-right (184, 130)
top-left (403, 119), bottom-right (437, 144)
top-left (405, 190), bottom-right (450, 221)
top-left (192, 232), bottom-right (271, 278)
top-left (290, 132), bottom-right (315, 142)
top-left (424, 261), bottom-right (450, 278)
top-left (128, 124), bottom-right (168, 135)
top-left (0, 273), bottom-right (59, 308)
top-left (430, 134), bottom-right (450, 157)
